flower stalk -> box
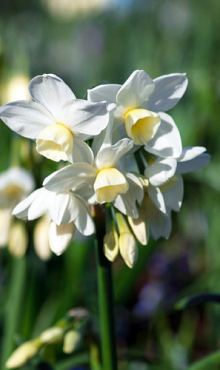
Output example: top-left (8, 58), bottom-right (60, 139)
top-left (94, 204), bottom-right (118, 370)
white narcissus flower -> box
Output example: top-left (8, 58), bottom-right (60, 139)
top-left (88, 70), bottom-right (187, 158)
top-left (43, 138), bottom-right (144, 218)
top-left (0, 167), bottom-right (35, 209)
top-left (0, 74), bottom-right (109, 163)
top-left (13, 187), bottom-right (95, 255)
top-left (0, 167), bottom-right (35, 250)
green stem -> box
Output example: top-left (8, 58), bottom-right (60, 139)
top-left (94, 205), bottom-right (118, 370)
top-left (1, 256), bottom-right (26, 369)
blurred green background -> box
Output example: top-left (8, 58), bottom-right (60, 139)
top-left (0, 0), bottom-right (220, 369)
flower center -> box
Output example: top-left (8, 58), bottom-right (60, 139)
top-left (2, 183), bottom-right (24, 198)
top-left (137, 174), bottom-right (149, 191)
top-left (36, 123), bottom-right (73, 162)
top-left (94, 167), bottom-right (129, 203)
top-left (124, 108), bottom-right (160, 145)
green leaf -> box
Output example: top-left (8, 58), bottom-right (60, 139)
top-left (175, 293), bottom-right (220, 310)
top-left (187, 351), bottom-right (220, 370)
top-left (53, 351), bottom-right (90, 370)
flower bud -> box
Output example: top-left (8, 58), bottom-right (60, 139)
top-left (119, 232), bottom-right (138, 268)
top-left (40, 327), bottom-right (64, 345)
top-left (8, 221), bottom-right (28, 258)
top-left (128, 212), bottom-right (147, 245)
top-left (104, 227), bottom-right (119, 262)
top-left (116, 212), bottom-right (138, 268)
top-left (6, 339), bottom-right (40, 368)
top-left (63, 330), bottom-right (82, 354)
top-left (34, 214), bottom-right (52, 261)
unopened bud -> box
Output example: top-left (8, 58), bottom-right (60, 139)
top-left (8, 221), bottom-right (28, 258)
top-left (6, 339), bottom-right (40, 368)
top-left (63, 330), bottom-right (82, 354)
top-left (104, 227), bottom-right (119, 262)
top-left (128, 212), bottom-right (147, 245)
top-left (34, 214), bottom-right (52, 261)
top-left (119, 232), bottom-right (138, 268)
top-left (40, 327), bottom-right (64, 345)
top-left (116, 212), bottom-right (138, 268)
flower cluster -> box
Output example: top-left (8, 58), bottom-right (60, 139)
top-left (0, 71), bottom-right (210, 267)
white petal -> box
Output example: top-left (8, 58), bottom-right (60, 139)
top-left (148, 185), bottom-right (166, 214)
top-left (74, 181), bottom-right (96, 203)
top-left (0, 100), bottom-right (54, 139)
top-left (161, 173), bottom-right (184, 212)
top-left (48, 192), bottom-right (70, 225)
top-left (12, 188), bottom-right (43, 219)
top-left (149, 209), bottom-right (172, 240)
top-left (43, 163), bottom-right (97, 193)
top-left (177, 147), bottom-right (210, 174)
top-left (116, 70), bottom-right (155, 109)
top-left (28, 188), bottom-right (50, 220)
top-left (128, 215), bottom-right (147, 245)
top-left (177, 153), bottom-right (210, 174)
top-left (49, 221), bottom-right (75, 255)
top-left (72, 194), bottom-right (95, 236)
top-left (48, 192), bottom-right (94, 235)
top-left (92, 113), bottom-right (115, 156)
top-left (95, 138), bottom-right (133, 169)
top-left (69, 138), bottom-right (94, 164)
top-left (178, 146), bottom-right (206, 162)
top-left (145, 112), bottom-right (182, 158)
top-left (141, 194), bottom-right (171, 240)
top-left (29, 74), bottom-right (76, 122)
top-left (62, 99), bottom-right (109, 137)
top-left (120, 153), bottom-right (139, 173)
top-left (87, 84), bottom-right (121, 104)
top-left (146, 73), bottom-right (188, 112)
top-left (145, 158), bottom-right (177, 186)
top-left (113, 173), bottom-right (144, 218)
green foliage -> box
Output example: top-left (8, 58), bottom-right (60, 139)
top-left (0, 0), bottom-right (220, 369)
